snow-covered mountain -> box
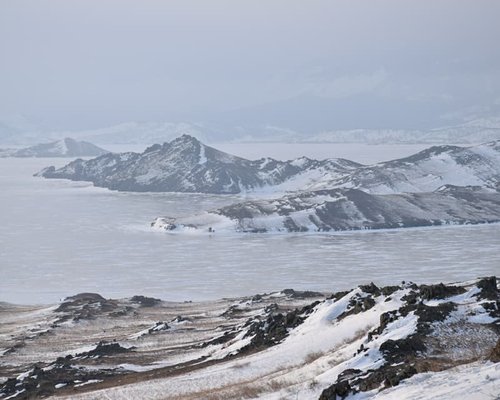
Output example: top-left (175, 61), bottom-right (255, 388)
top-left (2, 115), bottom-right (500, 146)
top-left (0, 138), bottom-right (109, 158)
top-left (151, 185), bottom-right (500, 233)
top-left (37, 136), bottom-right (500, 196)
top-left (307, 117), bottom-right (500, 144)
top-left (311, 140), bottom-right (500, 194)
top-left (36, 135), bottom-right (361, 193)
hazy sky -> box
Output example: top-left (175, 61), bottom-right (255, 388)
top-left (1, 0), bottom-right (500, 130)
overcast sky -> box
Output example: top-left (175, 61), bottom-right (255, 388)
top-left (1, 0), bottom-right (500, 130)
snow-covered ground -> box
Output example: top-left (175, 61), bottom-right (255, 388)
top-left (1, 278), bottom-right (498, 400)
top-left (213, 142), bottom-right (438, 165)
top-left (348, 362), bottom-right (500, 400)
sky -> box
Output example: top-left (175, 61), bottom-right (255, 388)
top-left (1, 0), bottom-right (500, 132)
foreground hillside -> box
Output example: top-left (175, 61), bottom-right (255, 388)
top-left (1, 277), bottom-right (498, 399)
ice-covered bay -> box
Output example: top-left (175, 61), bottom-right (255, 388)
top-left (1, 156), bottom-right (499, 305)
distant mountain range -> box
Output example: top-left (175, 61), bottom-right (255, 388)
top-left (0, 138), bottom-right (109, 158)
top-left (36, 135), bottom-right (500, 232)
top-left (2, 116), bottom-right (500, 146)
top-left (304, 117), bottom-right (500, 145)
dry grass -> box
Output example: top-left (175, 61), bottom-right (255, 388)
top-left (230, 361), bottom-right (250, 369)
top-left (304, 351), bottom-right (324, 364)
top-left (170, 380), bottom-right (278, 400)
top-left (174, 384), bottom-right (265, 400)
top-left (267, 379), bottom-right (287, 391)
top-left (309, 378), bottom-right (320, 389)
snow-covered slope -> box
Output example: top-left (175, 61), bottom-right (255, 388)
top-left (151, 185), bottom-right (500, 233)
top-left (2, 278), bottom-right (497, 400)
top-left (307, 117), bottom-right (500, 145)
top-left (36, 136), bottom-right (500, 196)
top-left (316, 140), bottom-right (500, 194)
top-left (0, 138), bottom-right (109, 158)
top-left (36, 135), bottom-right (361, 194)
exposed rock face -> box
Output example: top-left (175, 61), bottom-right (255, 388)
top-left (54, 293), bottom-right (128, 322)
top-left (75, 341), bottom-right (133, 358)
top-left (129, 295), bottom-right (162, 307)
top-left (418, 283), bottom-right (466, 300)
top-left (36, 135), bottom-right (361, 193)
top-left (239, 301), bottom-right (320, 352)
top-left (476, 276), bottom-right (499, 300)
top-left (1, 138), bottom-right (108, 158)
top-left (0, 362), bottom-right (126, 399)
top-left (155, 185), bottom-right (500, 233)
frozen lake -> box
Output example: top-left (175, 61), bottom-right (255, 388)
top-left (1, 152), bottom-right (499, 305)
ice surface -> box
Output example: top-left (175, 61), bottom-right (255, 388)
top-left (1, 157), bottom-right (500, 305)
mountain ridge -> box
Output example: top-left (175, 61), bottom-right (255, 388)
top-left (36, 135), bottom-right (362, 194)
top-left (0, 138), bottom-right (109, 158)
top-left (2, 116), bottom-right (500, 146)
top-left (37, 135), bottom-right (500, 196)
top-left (152, 185), bottom-right (500, 233)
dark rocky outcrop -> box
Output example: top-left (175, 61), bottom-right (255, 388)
top-left (489, 339), bottom-right (500, 362)
top-left (338, 294), bottom-right (376, 320)
top-left (0, 360), bottom-right (126, 399)
top-left (418, 283), bottom-right (466, 300)
top-left (319, 377), bottom-right (352, 400)
top-left (130, 295), bottom-right (162, 307)
top-left (240, 301), bottom-right (321, 353)
top-left (55, 293), bottom-right (129, 322)
top-left (476, 276), bottom-right (499, 300)
top-left (281, 289), bottom-right (325, 299)
top-left (75, 341), bottom-right (134, 358)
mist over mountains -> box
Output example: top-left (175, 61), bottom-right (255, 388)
top-left (2, 115), bottom-right (500, 146)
